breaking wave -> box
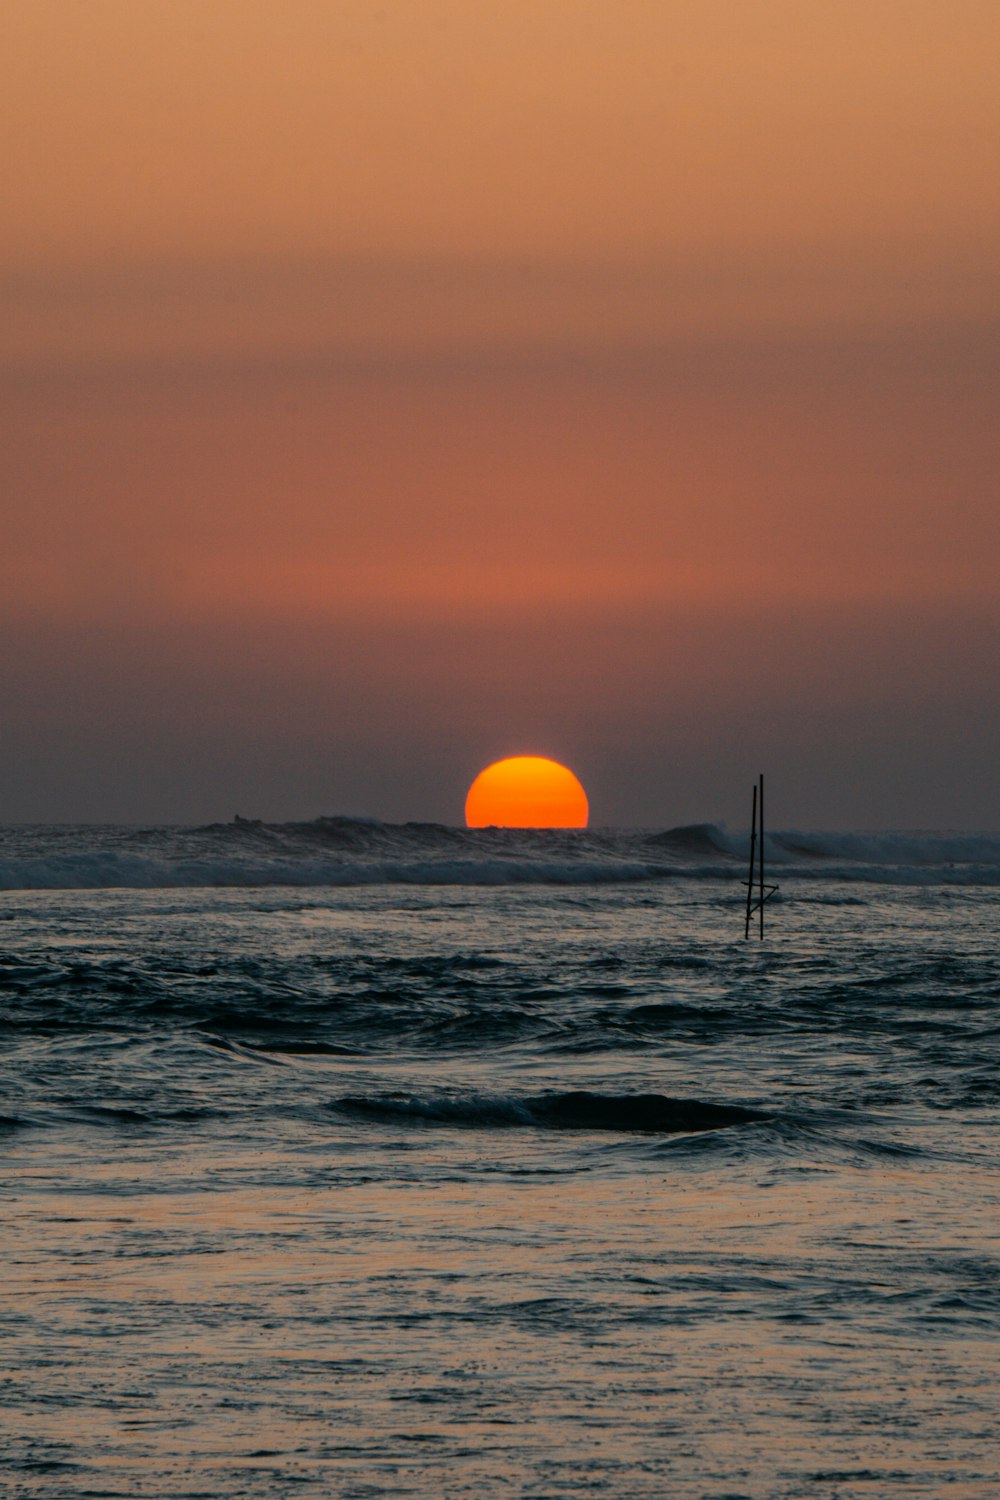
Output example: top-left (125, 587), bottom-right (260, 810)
top-left (1, 817), bottom-right (998, 890)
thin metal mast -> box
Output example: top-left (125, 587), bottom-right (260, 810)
top-left (759, 774), bottom-right (765, 940)
top-left (743, 773), bottom-right (778, 939)
top-left (743, 781), bottom-right (757, 940)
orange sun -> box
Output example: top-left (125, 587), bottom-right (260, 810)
top-left (465, 756), bottom-right (589, 829)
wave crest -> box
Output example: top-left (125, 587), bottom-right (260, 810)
top-left (2, 819), bottom-right (999, 889)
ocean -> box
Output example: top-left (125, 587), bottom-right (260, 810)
top-left (2, 819), bottom-right (999, 1498)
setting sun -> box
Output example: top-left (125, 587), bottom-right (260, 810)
top-left (464, 756), bottom-right (589, 829)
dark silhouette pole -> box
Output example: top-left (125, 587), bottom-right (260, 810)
top-left (743, 773), bottom-right (778, 939)
top-left (744, 781), bottom-right (757, 940)
top-left (759, 774), bottom-right (765, 940)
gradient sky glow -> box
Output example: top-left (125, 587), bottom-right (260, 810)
top-left (3, 0), bottom-right (999, 825)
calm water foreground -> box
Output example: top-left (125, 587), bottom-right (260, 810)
top-left (2, 827), bottom-right (999, 1497)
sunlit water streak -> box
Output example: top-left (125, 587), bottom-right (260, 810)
top-left (2, 824), bottom-right (999, 1497)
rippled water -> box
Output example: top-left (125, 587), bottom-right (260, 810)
top-left (3, 838), bottom-right (999, 1497)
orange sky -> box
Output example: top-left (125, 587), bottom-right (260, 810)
top-left (2, 1), bottom-right (999, 823)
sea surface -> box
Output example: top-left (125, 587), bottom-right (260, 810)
top-left (2, 820), bottom-right (999, 1498)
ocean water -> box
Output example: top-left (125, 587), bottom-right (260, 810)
top-left (2, 820), bottom-right (999, 1499)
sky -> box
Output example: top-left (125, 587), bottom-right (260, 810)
top-left (2, 0), bottom-right (999, 827)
